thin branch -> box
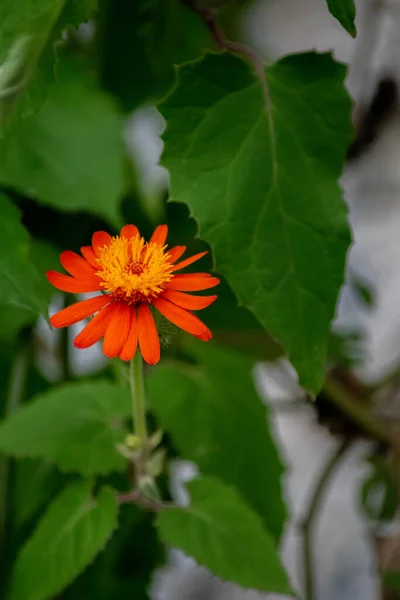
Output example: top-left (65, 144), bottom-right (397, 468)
top-left (300, 438), bottom-right (352, 600)
top-left (323, 374), bottom-right (396, 447)
top-left (182, 0), bottom-right (271, 110)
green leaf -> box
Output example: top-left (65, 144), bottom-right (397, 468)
top-left (328, 329), bottom-right (363, 367)
top-left (0, 194), bottom-right (48, 315)
top-left (0, 0), bottom-right (100, 128)
top-left (349, 271), bottom-right (374, 307)
top-left (13, 459), bottom-right (62, 529)
top-left (0, 57), bottom-right (125, 225)
top-left (9, 481), bottom-right (118, 600)
top-left (148, 342), bottom-right (286, 540)
top-left (0, 238), bottom-right (60, 342)
top-left (0, 380), bottom-right (131, 475)
top-left (56, 0), bottom-right (98, 31)
top-left (360, 456), bottom-right (398, 523)
top-left (98, 0), bottom-right (212, 111)
top-left (383, 572), bottom-right (400, 595)
top-left (156, 477), bottom-right (291, 594)
top-left (0, 0), bottom-right (66, 128)
top-left (166, 202), bottom-right (282, 360)
top-left (326, 0), bottom-right (356, 37)
top-left (204, 277), bottom-right (282, 360)
top-left (63, 505), bottom-right (165, 600)
top-left (159, 51), bottom-right (352, 394)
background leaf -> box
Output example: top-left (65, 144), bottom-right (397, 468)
top-left (62, 505), bottom-right (165, 600)
top-left (0, 0), bottom-right (63, 62)
top-left (56, 0), bottom-right (98, 32)
top-left (0, 0), bottom-right (66, 127)
top-left (159, 51), bottom-right (352, 394)
top-left (360, 455), bottom-right (398, 523)
top-left (0, 194), bottom-right (48, 315)
top-left (98, 0), bottom-right (212, 112)
top-left (0, 0), bottom-right (100, 128)
top-left (0, 238), bottom-right (60, 343)
top-left (325, 0), bottom-right (356, 37)
top-left (148, 341), bottom-right (286, 540)
top-left (9, 481), bottom-right (118, 600)
top-left (156, 476), bottom-right (292, 594)
top-left (13, 459), bottom-right (63, 529)
top-left (0, 57), bottom-right (125, 225)
top-left (0, 380), bottom-right (131, 475)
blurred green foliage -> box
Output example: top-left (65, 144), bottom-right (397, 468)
top-left (0, 0), bottom-right (373, 598)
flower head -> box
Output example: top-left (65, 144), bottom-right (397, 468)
top-left (46, 224), bottom-right (219, 364)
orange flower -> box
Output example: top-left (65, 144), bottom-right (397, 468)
top-left (46, 224), bottom-right (219, 365)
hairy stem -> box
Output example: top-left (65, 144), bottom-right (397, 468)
top-left (129, 352), bottom-right (148, 445)
top-left (61, 294), bottom-right (73, 381)
top-left (301, 438), bottom-right (352, 600)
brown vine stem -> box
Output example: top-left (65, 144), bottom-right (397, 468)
top-left (324, 374), bottom-right (396, 447)
top-left (301, 438), bottom-right (352, 600)
top-left (181, 0), bottom-right (271, 111)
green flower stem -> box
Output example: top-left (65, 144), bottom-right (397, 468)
top-left (129, 352), bottom-right (148, 446)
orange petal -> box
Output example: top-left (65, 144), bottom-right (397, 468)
top-left (119, 308), bottom-right (138, 361)
top-left (153, 297), bottom-right (212, 340)
top-left (167, 274), bottom-right (220, 292)
top-left (81, 246), bottom-right (99, 269)
top-left (194, 331), bottom-right (211, 340)
top-left (161, 289), bottom-right (217, 311)
top-left (74, 303), bottom-right (117, 349)
top-left (50, 295), bottom-right (110, 328)
top-left (150, 224), bottom-right (168, 246)
top-left (171, 251), bottom-right (208, 272)
top-left (46, 271), bottom-right (101, 293)
top-left (138, 304), bottom-right (160, 365)
top-left (167, 246), bottom-right (186, 263)
top-left (103, 302), bottom-right (131, 358)
top-left (92, 231), bottom-right (112, 256)
top-left (60, 251), bottom-right (98, 280)
top-left (120, 224), bottom-right (140, 239)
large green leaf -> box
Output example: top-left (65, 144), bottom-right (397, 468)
top-left (13, 459), bottom-right (62, 529)
top-left (0, 0), bottom-right (100, 128)
top-left (0, 381), bottom-right (131, 475)
top-left (159, 51), bottom-right (352, 393)
top-left (0, 57), bottom-right (125, 225)
top-left (156, 477), bottom-right (291, 594)
top-left (0, 0), bottom-right (65, 128)
top-left (203, 277), bottom-right (282, 360)
top-left (148, 342), bottom-right (286, 540)
top-left (166, 202), bottom-right (282, 360)
top-left (9, 481), bottom-right (118, 600)
top-left (98, 0), bottom-right (212, 111)
top-left (0, 194), bottom-right (48, 315)
top-left (63, 505), bottom-right (165, 600)
top-left (326, 0), bottom-right (356, 37)
top-left (0, 0), bottom-right (62, 62)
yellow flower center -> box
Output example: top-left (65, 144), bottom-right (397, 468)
top-left (96, 234), bottom-right (173, 304)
